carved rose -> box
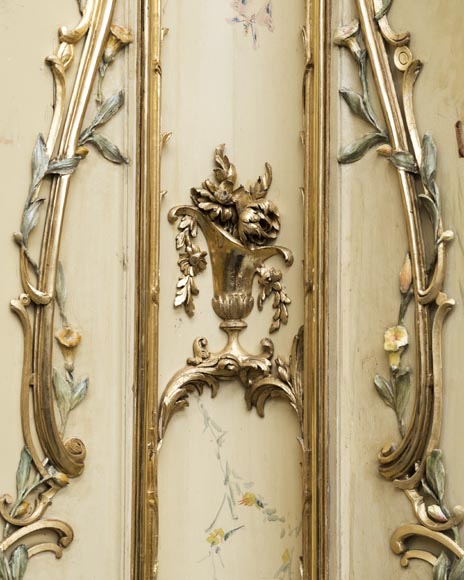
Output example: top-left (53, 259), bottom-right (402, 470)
top-left (178, 244), bottom-right (207, 276)
top-left (237, 198), bottom-right (280, 246)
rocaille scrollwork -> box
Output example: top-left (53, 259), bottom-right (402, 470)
top-left (337, 0), bottom-right (463, 576)
top-left (0, 0), bottom-right (130, 576)
top-left (159, 145), bottom-right (302, 445)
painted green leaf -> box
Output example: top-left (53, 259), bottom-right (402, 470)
top-left (85, 134), bottom-right (128, 164)
top-left (21, 198), bottom-right (45, 244)
top-left (338, 131), bottom-right (388, 164)
top-left (374, 375), bottom-right (395, 409)
top-left (46, 156), bottom-right (81, 176)
top-left (79, 90), bottom-right (125, 144)
top-left (71, 378), bottom-right (89, 411)
top-left (56, 261), bottom-right (67, 312)
top-left (0, 555), bottom-right (10, 580)
top-left (339, 89), bottom-right (380, 129)
top-left (434, 552), bottom-right (450, 580)
top-left (224, 525), bottom-right (244, 542)
top-left (422, 477), bottom-right (440, 504)
top-left (421, 132), bottom-right (439, 201)
top-left (394, 370), bottom-right (411, 420)
top-left (16, 447), bottom-right (32, 495)
top-left (9, 546), bottom-right (28, 580)
top-left (450, 557), bottom-right (464, 580)
top-left (389, 151), bottom-right (418, 173)
top-left (30, 133), bottom-right (49, 196)
top-left (375, 0), bottom-right (393, 20)
top-left (52, 368), bottom-right (72, 425)
top-left (426, 449), bottom-right (446, 503)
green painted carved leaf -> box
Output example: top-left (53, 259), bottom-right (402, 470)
top-left (375, 0), bottom-right (393, 20)
top-left (434, 552), bottom-right (450, 580)
top-left (339, 88), bottom-right (379, 129)
top-left (71, 378), bottom-right (89, 411)
top-left (52, 368), bottom-right (72, 425)
top-left (374, 375), bottom-right (395, 408)
top-left (0, 556), bottom-right (10, 580)
top-left (56, 261), bottom-right (67, 312)
top-left (16, 447), bottom-right (32, 495)
top-left (46, 156), bottom-right (81, 176)
top-left (30, 133), bottom-right (49, 196)
top-left (426, 449), bottom-right (446, 503)
top-left (85, 134), bottom-right (128, 164)
top-left (9, 546), bottom-right (28, 580)
top-left (394, 369), bottom-right (411, 420)
top-left (421, 132), bottom-right (439, 202)
top-left (21, 199), bottom-right (45, 244)
top-left (79, 90), bottom-right (125, 144)
top-left (450, 557), bottom-right (464, 580)
top-left (389, 150), bottom-right (418, 173)
top-left (338, 131), bottom-right (388, 164)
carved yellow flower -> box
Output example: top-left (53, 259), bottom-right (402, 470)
top-left (384, 326), bottom-right (408, 352)
top-left (207, 528), bottom-right (225, 546)
top-left (384, 325), bottom-right (409, 369)
top-left (103, 25), bottom-right (133, 65)
top-left (55, 326), bottom-right (82, 371)
top-left (333, 19), bottom-right (364, 62)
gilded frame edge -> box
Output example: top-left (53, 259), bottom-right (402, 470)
top-left (131, 0), bottom-right (330, 578)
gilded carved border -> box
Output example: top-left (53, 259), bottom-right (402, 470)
top-left (0, 0), bottom-right (131, 577)
top-left (132, 1), bottom-right (330, 579)
top-left (337, 0), bottom-right (464, 577)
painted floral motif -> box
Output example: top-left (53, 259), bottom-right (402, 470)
top-left (227, 0), bottom-right (274, 48)
top-left (195, 395), bottom-right (301, 579)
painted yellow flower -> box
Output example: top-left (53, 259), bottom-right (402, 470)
top-left (281, 548), bottom-right (291, 565)
top-left (384, 326), bottom-right (408, 352)
top-left (239, 492), bottom-right (258, 507)
top-left (207, 528), bottom-right (225, 546)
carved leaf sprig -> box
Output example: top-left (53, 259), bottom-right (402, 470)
top-left (15, 134), bottom-right (83, 267)
top-left (336, 20), bottom-right (389, 163)
top-left (97, 25), bottom-right (133, 106)
top-left (256, 265), bottom-right (291, 333)
top-left (53, 264), bottom-right (89, 434)
top-left (433, 551), bottom-right (464, 580)
top-left (79, 91), bottom-right (128, 164)
top-left (173, 215), bottom-right (207, 316)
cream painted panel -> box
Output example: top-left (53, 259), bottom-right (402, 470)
top-left (157, 1), bottom-right (306, 579)
top-left (330, 1), bottom-right (464, 578)
top-left (0, 0), bottom-right (136, 578)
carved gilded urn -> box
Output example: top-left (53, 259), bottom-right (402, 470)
top-left (159, 145), bottom-right (299, 441)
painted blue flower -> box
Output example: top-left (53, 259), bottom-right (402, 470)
top-left (227, 0), bottom-right (274, 48)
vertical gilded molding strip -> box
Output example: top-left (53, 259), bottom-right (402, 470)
top-left (0, 0), bottom-right (132, 576)
top-left (132, 1), bottom-right (330, 579)
top-left (337, 0), bottom-right (464, 576)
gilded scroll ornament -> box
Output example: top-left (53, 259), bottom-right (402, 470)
top-left (337, 0), bottom-right (463, 576)
top-left (0, 0), bottom-right (131, 576)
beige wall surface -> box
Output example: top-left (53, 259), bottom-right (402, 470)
top-left (157, 1), bottom-right (307, 579)
top-left (0, 0), bottom-right (137, 578)
top-left (330, 1), bottom-right (464, 578)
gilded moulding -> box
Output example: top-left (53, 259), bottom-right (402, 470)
top-left (132, 1), bottom-right (330, 579)
top-left (0, 0), bottom-right (131, 576)
top-left (337, 0), bottom-right (463, 576)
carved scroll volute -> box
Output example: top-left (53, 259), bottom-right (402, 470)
top-left (32, 0), bottom-right (117, 478)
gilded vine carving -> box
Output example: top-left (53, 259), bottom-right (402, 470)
top-left (0, 0), bottom-right (131, 576)
top-left (337, 0), bottom-right (463, 576)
